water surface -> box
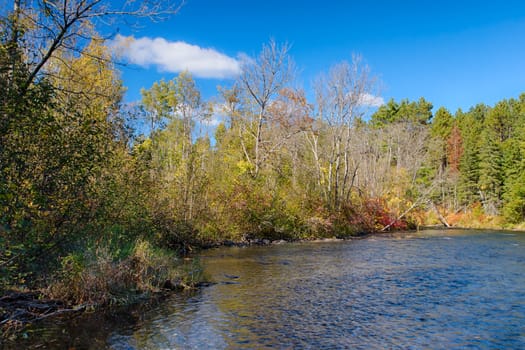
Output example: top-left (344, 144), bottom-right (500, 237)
top-left (4, 230), bottom-right (525, 349)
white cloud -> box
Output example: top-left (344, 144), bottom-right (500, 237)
top-left (237, 52), bottom-right (256, 67)
top-left (358, 93), bottom-right (385, 107)
top-left (111, 34), bottom-right (241, 79)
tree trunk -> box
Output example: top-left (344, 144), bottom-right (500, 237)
top-left (430, 201), bottom-right (451, 227)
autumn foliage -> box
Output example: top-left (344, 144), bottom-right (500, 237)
top-left (2, 1), bottom-right (525, 309)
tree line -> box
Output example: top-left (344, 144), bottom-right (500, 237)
top-left (1, 1), bottom-right (524, 303)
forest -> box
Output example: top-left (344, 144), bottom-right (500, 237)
top-left (1, 1), bottom-right (525, 308)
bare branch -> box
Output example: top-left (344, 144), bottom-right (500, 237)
top-left (3, 0), bottom-right (184, 96)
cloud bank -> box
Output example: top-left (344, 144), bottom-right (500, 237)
top-left (358, 93), bottom-right (384, 107)
top-left (112, 34), bottom-right (241, 79)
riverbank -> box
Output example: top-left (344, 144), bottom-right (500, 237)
top-left (0, 241), bottom-right (207, 341)
top-left (0, 276), bottom-right (209, 341)
top-left (0, 227), bottom-right (390, 340)
top-left (3, 222), bottom-right (522, 340)
top-left (0, 226), bottom-right (429, 338)
top-left (0, 231), bottom-right (388, 340)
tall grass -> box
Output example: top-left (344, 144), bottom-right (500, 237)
top-left (46, 239), bottom-right (203, 306)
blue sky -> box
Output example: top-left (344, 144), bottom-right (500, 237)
top-left (112, 0), bottom-right (525, 114)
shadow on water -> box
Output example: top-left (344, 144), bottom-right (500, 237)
top-left (0, 290), bottom-right (202, 350)
top-left (2, 229), bottom-right (525, 349)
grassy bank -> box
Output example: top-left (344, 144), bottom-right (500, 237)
top-left (0, 238), bottom-right (205, 339)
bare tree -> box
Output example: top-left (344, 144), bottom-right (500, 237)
top-left (236, 39), bottom-right (296, 178)
top-left (308, 56), bottom-right (377, 210)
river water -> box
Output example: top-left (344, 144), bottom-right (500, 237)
top-left (3, 229), bottom-right (525, 349)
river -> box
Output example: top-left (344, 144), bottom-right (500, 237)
top-left (3, 229), bottom-right (525, 349)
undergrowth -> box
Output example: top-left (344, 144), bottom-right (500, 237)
top-left (45, 239), bottom-right (204, 306)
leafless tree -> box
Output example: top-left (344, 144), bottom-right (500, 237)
top-left (236, 39), bottom-right (296, 178)
top-left (307, 56), bottom-right (377, 210)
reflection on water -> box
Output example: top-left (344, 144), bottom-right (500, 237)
top-left (3, 230), bottom-right (525, 349)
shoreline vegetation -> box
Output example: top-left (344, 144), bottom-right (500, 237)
top-left (2, 223), bottom-right (523, 340)
top-left (1, 1), bottom-right (525, 341)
